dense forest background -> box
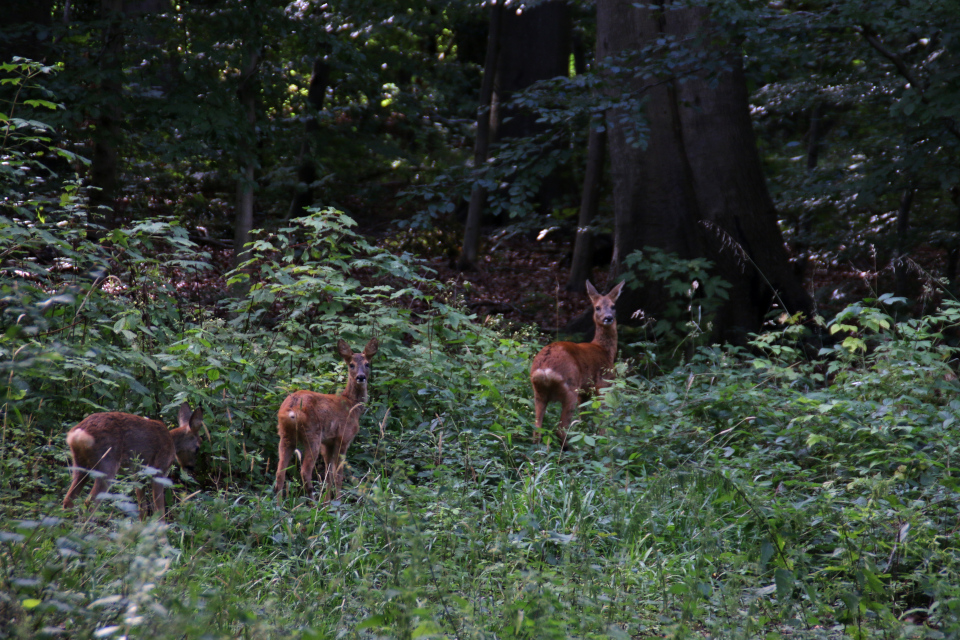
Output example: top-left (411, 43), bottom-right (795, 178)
top-left (3, 0), bottom-right (960, 638)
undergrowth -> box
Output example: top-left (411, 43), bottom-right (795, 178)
top-left (3, 60), bottom-right (960, 639)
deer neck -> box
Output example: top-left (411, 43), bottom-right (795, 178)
top-left (341, 379), bottom-right (369, 407)
top-left (592, 321), bottom-right (618, 364)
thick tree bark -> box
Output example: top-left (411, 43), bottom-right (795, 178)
top-left (598, 0), bottom-right (812, 341)
top-left (286, 56), bottom-right (331, 221)
top-left (89, 0), bottom-right (126, 227)
top-left (459, 0), bottom-right (503, 271)
top-left (234, 47), bottom-right (261, 272)
top-left (567, 118), bottom-right (607, 292)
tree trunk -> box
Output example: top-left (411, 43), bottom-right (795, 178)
top-left (894, 187), bottom-right (915, 299)
top-left (598, 0), bottom-right (812, 341)
top-left (234, 47), bottom-right (261, 273)
top-left (458, 0), bottom-right (503, 271)
top-left (460, 0), bottom-right (572, 270)
top-left (89, 0), bottom-right (126, 227)
top-left (0, 0), bottom-right (54, 63)
top-left (567, 118), bottom-right (607, 292)
top-left (286, 56), bottom-right (331, 221)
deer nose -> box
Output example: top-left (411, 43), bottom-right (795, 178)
top-left (356, 373), bottom-right (367, 383)
top-left (603, 314), bottom-right (615, 324)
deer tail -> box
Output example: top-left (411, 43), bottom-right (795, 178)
top-left (531, 368), bottom-right (564, 387)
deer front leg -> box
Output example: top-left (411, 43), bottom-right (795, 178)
top-left (87, 460), bottom-right (119, 509)
top-left (151, 478), bottom-right (167, 520)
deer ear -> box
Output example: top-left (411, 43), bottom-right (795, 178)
top-left (177, 402), bottom-right (193, 429)
top-left (585, 280), bottom-right (600, 303)
top-left (189, 406), bottom-right (204, 433)
top-left (607, 280), bottom-right (625, 301)
top-left (363, 338), bottom-right (379, 359)
top-left (337, 338), bottom-right (353, 360)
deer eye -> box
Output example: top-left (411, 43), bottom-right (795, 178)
top-left (595, 306), bottom-right (601, 311)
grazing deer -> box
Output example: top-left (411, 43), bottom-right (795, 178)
top-left (274, 337), bottom-right (379, 502)
top-left (530, 280), bottom-right (625, 446)
top-left (63, 403), bottom-right (203, 519)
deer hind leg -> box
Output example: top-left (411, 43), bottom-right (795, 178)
top-left (532, 389), bottom-right (548, 445)
top-left (63, 467), bottom-right (90, 509)
top-left (274, 435), bottom-right (296, 497)
top-left (299, 441), bottom-right (321, 502)
top-left (556, 386), bottom-right (580, 449)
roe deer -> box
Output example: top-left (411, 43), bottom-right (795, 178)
top-left (274, 337), bottom-right (379, 502)
top-left (530, 280), bottom-right (625, 447)
top-left (63, 403), bottom-right (203, 519)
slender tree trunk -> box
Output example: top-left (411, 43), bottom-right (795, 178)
top-left (234, 47), bottom-right (261, 273)
top-left (894, 187), bottom-right (915, 298)
top-left (287, 56), bottom-right (331, 221)
top-left (458, 0), bottom-right (503, 271)
top-left (806, 101), bottom-right (824, 171)
top-left (567, 118), bottom-right (607, 292)
top-left (598, 0), bottom-right (811, 340)
top-left (948, 187), bottom-right (960, 292)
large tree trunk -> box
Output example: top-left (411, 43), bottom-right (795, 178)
top-left (598, 0), bottom-right (812, 341)
top-left (286, 56), bottom-right (331, 221)
top-left (89, 0), bottom-right (126, 227)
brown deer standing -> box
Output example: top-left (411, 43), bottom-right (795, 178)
top-left (530, 280), bottom-right (625, 446)
top-left (63, 403), bottom-right (203, 519)
top-left (274, 337), bottom-right (379, 502)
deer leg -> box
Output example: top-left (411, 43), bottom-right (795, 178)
top-left (274, 435), bottom-right (295, 497)
top-left (556, 387), bottom-right (579, 449)
top-left (151, 477), bottom-right (167, 521)
top-left (135, 487), bottom-right (148, 520)
top-left (87, 461), bottom-right (119, 510)
top-left (532, 391), bottom-right (548, 445)
top-left (63, 468), bottom-right (90, 509)
top-left (319, 442), bottom-right (335, 503)
top-left (300, 441), bottom-right (321, 502)
top-left (329, 439), bottom-right (348, 501)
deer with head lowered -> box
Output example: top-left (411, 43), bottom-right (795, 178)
top-left (62, 403), bottom-right (204, 520)
top-left (530, 280), bottom-right (625, 447)
top-left (274, 337), bottom-right (379, 502)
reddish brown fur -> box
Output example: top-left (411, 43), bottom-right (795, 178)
top-left (531, 280), bottom-right (625, 446)
top-left (63, 403), bottom-right (203, 520)
top-left (274, 337), bottom-right (379, 502)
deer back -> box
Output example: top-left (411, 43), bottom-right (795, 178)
top-left (531, 341), bottom-right (613, 392)
top-left (278, 390), bottom-right (360, 443)
top-left (66, 412), bottom-right (177, 474)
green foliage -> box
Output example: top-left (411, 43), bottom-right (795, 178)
top-left (6, 240), bottom-right (960, 637)
top-left (622, 247), bottom-right (732, 352)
